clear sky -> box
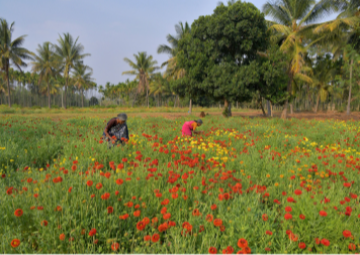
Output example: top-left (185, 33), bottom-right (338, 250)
top-left (2, 0), bottom-right (338, 87)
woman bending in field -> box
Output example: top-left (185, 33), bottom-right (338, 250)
top-left (182, 119), bottom-right (203, 137)
top-left (103, 113), bottom-right (129, 148)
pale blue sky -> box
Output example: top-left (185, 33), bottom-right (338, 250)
top-left (2, 0), bottom-right (338, 87)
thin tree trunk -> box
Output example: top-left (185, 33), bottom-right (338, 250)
top-left (266, 100), bottom-right (271, 117)
top-left (81, 89), bottom-right (84, 108)
top-left (259, 97), bottom-right (266, 116)
top-left (47, 83), bottom-right (51, 108)
top-left (347, 58), bottom-right (354, 115)
top-left (64, 77), bottom-right (67, 109)
top-left (314, 94), bottom-right (320, 113)
top-left (281, 69), bottom-right (293, 119)
top-left (290, 102), bottom-right (294, 114)
top-left (189, 98), bottom-right (192, 115)
top-left (5, 65), bottom-right (12, 108)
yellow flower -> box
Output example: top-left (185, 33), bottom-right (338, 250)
top-left (280, 174), bottom-right (284, 178)
top-left (274, 183), bottom-right (279, 187)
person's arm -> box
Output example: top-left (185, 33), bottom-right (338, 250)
top-left (104, 119), bottom-right (116, 141)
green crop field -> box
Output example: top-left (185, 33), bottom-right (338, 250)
top-left (0, 113), bottom-right (359, 253)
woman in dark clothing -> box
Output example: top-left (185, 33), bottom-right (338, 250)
top-left (103, 113), bottom-right (129, 148)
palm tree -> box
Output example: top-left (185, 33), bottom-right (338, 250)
top-left (314, 0), bottom-right (360, 115)
top-left (0, 19), bottom-right (33, 107)
top-left (72, 62), bottom-right (94, 107)
top-left (31, 42), bottom-right (61, 108)
top-left (122, 52), bottom-right (158, 107)
top-left (262, 0), bottom-right (336, 119)
top-left (54, 33), bottom-right (90, 109)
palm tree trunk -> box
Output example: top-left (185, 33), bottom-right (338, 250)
top-left (314, 94), bottom-right (320, 113)
top-left (189, 98), bottom-right (192, 115)
top-left (47, 83), bottom-right (51, 108)
top-left (5, 64), bottom-right (12, 108)
top-left (290, 102), bottom-right (294, 114)
top-left (81, 89), bottom-right (84, 108)
top-left (347, 58), bottom-right (354, 115)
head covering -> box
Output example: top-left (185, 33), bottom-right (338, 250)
top-left (195, 119), bottom-right (203, 125)
top-left (117, 113), bottom-right (127, 121)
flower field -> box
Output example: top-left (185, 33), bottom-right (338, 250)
top-left (0, 114), bottom-right (359, 253)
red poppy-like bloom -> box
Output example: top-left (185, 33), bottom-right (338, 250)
top-left (265, 230), bottom-right (272, 235)
top-left (68, 187), bottom-right (72, 193)
top-left (321, 238), bottom-right (330, 246)
top-left (144, 235), bottom-right (151, 241)
top-left (152, 233), bottom-right (160, 243)
top-left (206, 214), bottom-right (214, 222)
top-left (343, 230), bottom-right (352, 238)
top-left (192, 208), bottom-right (200, 216)
top-left (111, 242), bottom-right (119, 251)
top-left (88, 228), bottom-right (96, 236)
top-left (14, 209), bottom-right (23, 217)
top-left (59, 233), bottom-right (65, 241)
top-left (209, 247), bottom-right (217, 254)
top-left (213, 219), bottom-right (223, 227)
top-left (319, 210), bottom-right (327, 217)
top-left (10, 239), bottom-right (20, 248)
top-left (86, 180), bottom-right (93, 187)
top-left (101, 192), bottom-right (110, 200)
top-left (298, 243), bottom-right (306, 249)
top-left (158, 222), bottom-right (168, 232)
top-left (41, 220), bottom-right (48, 226)
top-left (343, 182), bottom-right (351, 188)
top-left (285, 206), bottom-right (292, 212)
top-left (107, 206), bottom-right (114, 214)
top-left (237, 238), bottom-right (248, 248)
top-left (96, 183), bottom-right (103, 190)
top-left (299, 214), bottom-right (305, 220)
top-left (71, 165), bottom-right (77, 171)
top-left (284, 213), bottom-right (292, 220)
top-left (211, 204), bottom-right (217, 210)
top-left (348, 243), bottom-right (356, 251)
top-left (136, 221), bottom-right (146, 231)
top-left (163, 213), bottom-right (171, 220)
top-left (119, 213), bottom-right (129, 220)
top-left (262, 214), bottom-right (268, 221)
top-left (133, 210), bottom-right (141, 217)
top-left (294, 189), bottom-right (302, 195)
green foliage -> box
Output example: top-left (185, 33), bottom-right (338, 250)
top-left (175, 1), bottom-right (269, 105)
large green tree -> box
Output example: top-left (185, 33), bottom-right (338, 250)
top-left (31, 42), bottom-right (61, 108)
top-left (122, 52), bottom-right (158, 107)
top-left (0, 19), bottom-right (33, 107)
top-left (175, 1), bottom-right (269, 116)
top-left (263, 0), bottom-right (336, 118)
top-left (55, 33), bottom-right (90, 109)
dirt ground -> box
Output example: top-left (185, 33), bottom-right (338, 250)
top-left (12, 109), bottom-right (360, 121)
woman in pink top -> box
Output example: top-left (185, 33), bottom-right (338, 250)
top-left (182, 119), bottom-right (203, 137)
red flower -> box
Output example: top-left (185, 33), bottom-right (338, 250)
top-left (86, 180), bottom-right (93, 187)
top-left (299, 214), bottom-right (305, 220)
top-left (111, 242), bottom-right (119, 251)
top-left (151, 233), bottom-right (160, 243)
top-left (209, 247), bottom-right (217, 254)
top-left (211, 204), bottom-right (217, 210)
top-left (119, 213), bottom-right (129, 220)
top-left (262, 214), bottom-right (268, 221)
top-left (285, 206), bottom-right (292, 212)
top-left (107, 206), bottom-right (114, 214)
top-left (14, 209), bottom-right (23, 217)
top-left (237, 238), bottom-right (248, 248)
top-left (101, 192), bottom-right (110, 200)
top-left (321, 238), bottom-right (330, 246)
top-left (265, 230), bottom-right (273, 235)
top-left (88, 228), bottom-right (96, 236)
top-left (319, 210), bottom-right (327, 217)
top-left (294, 189), bottom-right (302, 195)
top-left (348, 243), bottom-right (356, 251)
top-left (95, 183), bottom-right (102, 190)
top-left (284, 213), bottom-right (292, 220)
top-left (213, 219), bottom-right (223, 227)
top-left (10, 239), bottom-right (20, 248)
top-left (206, 214), bottom-right (214, 222)
top-left (133, 210), bottom-right (141, 217)
top-left (343, 230), bottom-right (352, 238)
top-left (298, 242), bottom-right (306, 249)
top-left (41, 220), bottom-right (48, 226)
top-left (144, 235), bottom-right (151, 241)
top-left (59, 233), bottom-right (65, 241)
top-left (343, 182), bottom-right (351, 188)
